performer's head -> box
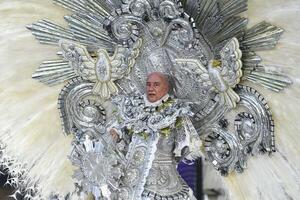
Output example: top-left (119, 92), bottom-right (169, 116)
top-left (146, 72), bottom-right (170, 102)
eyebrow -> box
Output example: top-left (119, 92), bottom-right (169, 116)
top-left (146, 81), bottom-right (161, 84)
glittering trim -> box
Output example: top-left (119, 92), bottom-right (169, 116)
top-left (0, 141), bottom-right (40, 200)
top-left (142, 176), bottom-right (190, 200)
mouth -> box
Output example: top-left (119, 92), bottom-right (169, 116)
top-left (147, 93), bottom-right (159, 102)
top-left (148, 93), bottom-right (156, 98)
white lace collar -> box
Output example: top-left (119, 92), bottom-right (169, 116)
top-left (143, 93), bottom-right (170, 107)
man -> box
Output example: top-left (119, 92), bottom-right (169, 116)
top-left (110, 72), bottom-right (170, 139)
top-left (146, 72), bottom-right (170, 103)
top-left (109, 72), bottom-right (200, 200)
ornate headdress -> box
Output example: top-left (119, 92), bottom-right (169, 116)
top-left (0, 0), bottom-right (292, 199)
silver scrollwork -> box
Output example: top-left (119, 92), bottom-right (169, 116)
top-left (234, 85), bottom-right (275, 154)
top-left (129, 0), bottom-right (151, 17)
top-left (203, 125), bottom-right (244, 175)
top-left (24, 0), bottom-right (292, 198)
top-left (111, 15), bottom-right (141, 44)
top-left (159, 0), bottom-right (181, 19)
top-left (58, 78), bottom-right (106, 138)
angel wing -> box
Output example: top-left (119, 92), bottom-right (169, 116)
top-left (176, 37), bottom-right (242, 108)
top-left (60, 40), bottom-right (142, 99)
top-left (32, 39), bottom-right (142, 99)
top-left (209, 37), bottom-right (243, 108)
top-left (59, 40), bottom-right (97, 80)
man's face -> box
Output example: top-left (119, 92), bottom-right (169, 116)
top-left (146, 73), bottom-right (169, 102)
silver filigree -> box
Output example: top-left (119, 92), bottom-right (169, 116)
top-left (234, 85), bottom-right (275, 154)
top-left (203, 125), bottom-right (244, 175)
top-left (24, 0), bottom-right (293, 199)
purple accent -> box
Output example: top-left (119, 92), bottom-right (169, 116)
top-left (177, 161), bottom-right (197, 192)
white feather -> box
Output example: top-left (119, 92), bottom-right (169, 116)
top-left (0, 1), bottom-right (300, 200)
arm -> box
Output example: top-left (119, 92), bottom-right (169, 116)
top-left (107, 119), bottom-right (131, 145)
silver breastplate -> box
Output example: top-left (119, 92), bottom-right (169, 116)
top-left (142, 135), bottom-right (190, 200)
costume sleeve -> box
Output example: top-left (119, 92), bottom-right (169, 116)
top-left (105, 104), bottom-right (125, 139)
top-left (174, 117), bottom-right (203, 160)
top-left (106, 114), bottom-right (132, 145)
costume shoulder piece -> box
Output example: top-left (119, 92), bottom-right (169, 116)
top-left (0, 0), bottom-right (292, 199)
top-left (113, 93), bottom-right (192, 134)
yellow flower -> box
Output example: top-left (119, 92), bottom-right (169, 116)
top-left (160, 127), bottom-right (171, 137)
top-left (212, 59), bottom-right (222, 68)
top-left (157, 98), bottom-right (175, 112)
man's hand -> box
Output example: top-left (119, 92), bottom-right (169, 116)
top-left (110, 128), bottom-right (120, 141)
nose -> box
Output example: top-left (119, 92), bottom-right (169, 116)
top-left (148, 85), bottom-right (153, 91)
top-left (147, 83), bottom-right (154, 92)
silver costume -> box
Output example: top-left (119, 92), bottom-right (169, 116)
top-left (0, 0), bottom-right (291, 199)
top-left (108, 93), bottom-right (200, 200)
top-left (142, 137), bottom-right (192, 200)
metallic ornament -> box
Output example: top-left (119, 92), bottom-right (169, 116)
top-left (13, 0), bottom-right (292, 199)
